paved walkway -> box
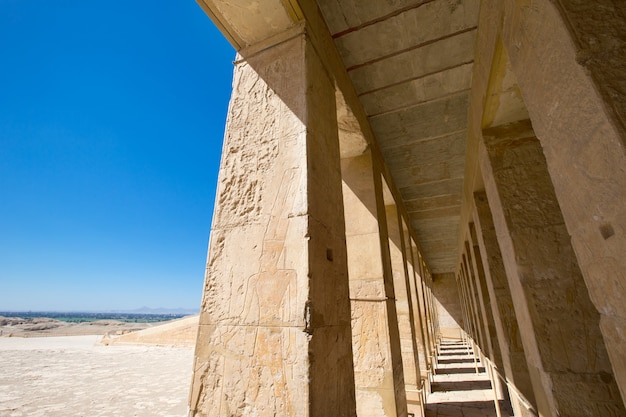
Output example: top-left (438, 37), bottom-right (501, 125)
top-left (425, 340), bottom-right (505, 417)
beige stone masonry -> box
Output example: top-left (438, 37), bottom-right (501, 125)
top-left (386, 204), bottom-right (421, 391)
top-left (479, 121), bottom-right (625, 417)
top-left (499, 2), bottom-right (626, 403)
top-left (413, 253), bottom-right (434, 370)
top-left (455, 266), bottom-right (474, 346)
top-left (467, 226), bottom-right (500, 367)
top-left (425, 274), bottom-right (439, 351)
top-left (408, 240), bottom-right (432, 383)
top-left (189, 29), bottom-right (356, 417)
top-left (460, 0), bottom-right (626, 404)
top-left (466, 247), bottom-right (491, 354)
top-left (460, 254), bottom-right (485, 351)
top-left (431, 273), bottom-right (462, 341)
top-left (341, 152), bottom-right (407, 417)
top-left (473, 191), bottom-right (537, 416)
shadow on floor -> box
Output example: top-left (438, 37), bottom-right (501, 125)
top-left (425, 400), bottom-right (498, 417)
top-left (435, 367), bottom-right (485, 374)
top-left (432, 380), bottom-right (493, 392)
top-left (437, 357), bottom-right (477, 364)
top-left (425, 341), bottom-right (505, 417)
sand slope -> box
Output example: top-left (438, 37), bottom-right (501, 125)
top-left (0, 335), bottom-right (193, 417)
top-left (100, 315), bottom-right (199, 347)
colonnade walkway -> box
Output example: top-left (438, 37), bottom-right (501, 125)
top-left (423, 340), bottom-right (512, 417)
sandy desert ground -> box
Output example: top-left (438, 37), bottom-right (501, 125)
top-left (0, 332), bottom-right (194, 416)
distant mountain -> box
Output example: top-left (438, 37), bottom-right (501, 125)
top-left (120, 306), bottom-right (199, 315)
top-left (2, 307), bottom-right (200, 316)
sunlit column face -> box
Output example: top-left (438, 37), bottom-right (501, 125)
top-left (191, 30), bottom-right (355, 417)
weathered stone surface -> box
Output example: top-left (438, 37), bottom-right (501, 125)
top-left (341, 152), bottom-right (407, 417)
top-left (348, 30), bottom-right (477, 95)
top-left (406, 237), bottom-right (431, 381)
top-left (195, 0), bottom-right (626, 414)
top-left (317, 0), bottom-right (424, 35)
top-left (371, 95), bottom-right (469, 150)
top-left (479, 126), bottom-right (625, 417)
top-left (360, 63), bottom-right (473, 118)
top-left (498, 1), bottom-right (626, 403)
top-left (190, 30), bottom-right (355, 417)
top-left (432, 273), bottom-right (462, 339)
top-left (386, 204), bottom-right (420, 389)
top-left (333, 0), bottom-right (479, 69)
top-left (197, 0), bottom-right (297, 48)
top-left (473, 191), bottom-right (536, 412)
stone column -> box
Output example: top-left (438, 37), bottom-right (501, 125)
top-left (341, 151), bottom-right (407, 417)
top-left (189, 29), bottom-right (356, 417)
top-left (460, 254), bottom-right (485, 349)
top-left (425, 273), bottom-right (439, 346)
top-left (500, 0), bottom-right (626, 402)
top-left (413, 252), bottom-right (433, 369)
top-left (406, 236), bottom-right (430, 384)
top-left (479, 121), bottom-right (625, 417)
top-left (466, 230), bottom-right (499, 367)
top-left (468, 225), bottom-right (514, 414)
top-left (455, 271), bottom-right (471, 340)
top-left (455, 263), bottom-right (473, 341)
top-left (473, 191), bottom-right (537, 416)
top-left (385, 204), bottom-right (421, 391)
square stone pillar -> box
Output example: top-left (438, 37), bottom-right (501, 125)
top-left (473, 191), bottom-right (537, 415)
top-left (498, 1), bottom-right (626, 402)
top-left (341, 152), bottom-right (407, 417)
top-left (412, 250), bottom-right (433, 370)
top-left (467, 227), bottom-right (502, 369)
top-left (385, 204), bottom-right (421, 392)
top-left (479, 121), bottom-right (625, 417)
top-left (460, 253), bottom-right (485, 348)
top-left (405, 231), bottom-right (430, 384)
top-left (189, 27), bottom-right (356, 417)
top-left (423, 272), bottom-right (438, 350)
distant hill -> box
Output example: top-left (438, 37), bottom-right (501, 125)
top-left (111, 307), bottom-right (199, 315)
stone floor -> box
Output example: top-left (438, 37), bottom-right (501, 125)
top-left (424, 340), bottom-right (510, 417)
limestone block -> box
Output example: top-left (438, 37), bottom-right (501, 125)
top-left (191, 29), bottom-right (356, 417)
top-left (191, 324), bottom-right (310, 417)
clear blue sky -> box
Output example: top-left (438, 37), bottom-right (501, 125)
top-left (0, 1), bottom-right (235, 312)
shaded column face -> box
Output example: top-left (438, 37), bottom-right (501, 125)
top-left (479, 121), bottom-right (625, 417)
top-left (413, 249), bottom-right (433, 368)
top-left (341, 152), bottom-right (407, 417)
top-left (473, 191), bottom-right (536, 410)
top-left (408, 240), bottom-right (431, 378)
top-left (385, 204), bottom-right (420, 389)
top-left (431, 272), bottom-right (463, 340)
top-left (460, 254), bottom-right (483, 347)
top-left (189, 31), bottom-right (356, 417)
top-left (498, 1), bottom-right (626, 402)
top-left (467, 226), bottom-right (503, 370)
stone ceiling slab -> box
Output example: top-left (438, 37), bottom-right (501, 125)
top-left (313, 0), bottom-right (481, 273)
top-left (334, 0), bottom-right (479, 69)
top-left (392, 156), bottom-right (466, 188)
top-left (360, 63), bottom-right (473, 117)
top-left (198, 0), bottom-right (297, 47)
top-left (399, 178), bottom-right (464, 200)
top-left (370, 93), bottom-right (470, 149)
top-left (317, 0), bottom-right (426, 35)
top-left (348, 30), bottom-right (476, 94)
top-left (409, 205), bottom-right (462, 220)
top-left (405, 194), bottom-right (462, 213)
top-left (381, 131), bottom-right (467, 168)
